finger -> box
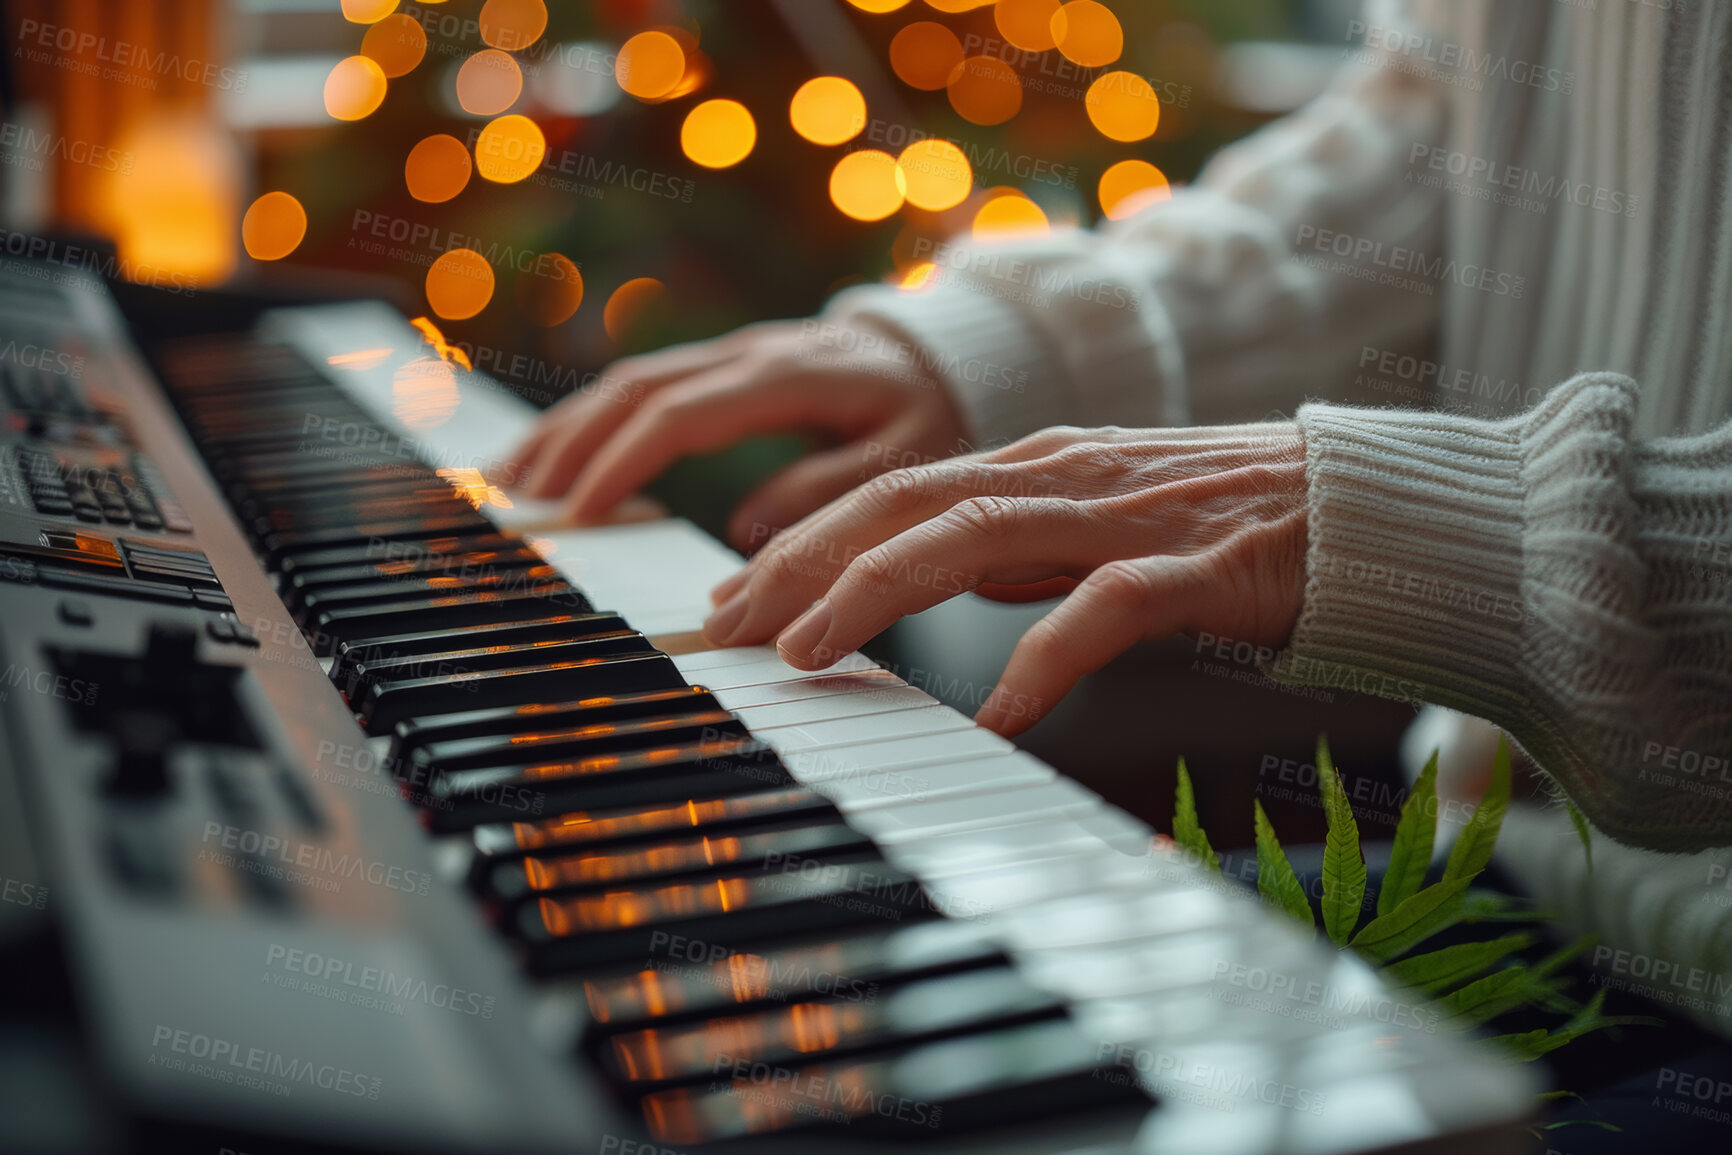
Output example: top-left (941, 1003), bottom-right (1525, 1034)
top-left (976, 558), bottom-right (1201, 737)
top-left (773, 497), bottom-right (1104, 667)
top-left (973, 577), bottom-right (1078, 603)
top-left (727, 443), bottom-right (877, 554)
top-left (518, 386), bottom-right (649, 499)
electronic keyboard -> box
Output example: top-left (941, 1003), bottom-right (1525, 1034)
top-left (0, 257), bottom-right (1534, 1154)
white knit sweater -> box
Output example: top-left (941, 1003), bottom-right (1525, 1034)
top-left (825, 0), bottom-right (1732, 1022)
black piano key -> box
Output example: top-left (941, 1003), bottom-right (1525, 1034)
top-left (357, 651), bottom-right (678, 732)
top-left (413, 707), bottom-right (741, 777)
top-left (285, 548), bottom-right (545, 598)
top-left (336, 613), bottom-right (633, 692)
top-left (604, 967), bottom-right (1064, 1090)
top-left (264, 516), bottom-right (495, 564)
top-left (638, 1018), bottom-right (1152, 1144)
top-left (514, 858), bottom-right (937, 975)
top-left (310, 586), bottom-right (596, 656)
top-left (278, 531), bottom-right (519, 575)
top-left (296, 565), bottom-right (569, 623)
top-left (424, 737), bottom-right (791, 833)
top-left (346, 630), bottom-right (652, 699)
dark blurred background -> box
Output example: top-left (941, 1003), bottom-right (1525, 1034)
top-left (1, 0), bottom-right (1412, 850)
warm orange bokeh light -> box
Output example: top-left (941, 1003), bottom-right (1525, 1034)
top-left (457, 49), bottom-right (523, 116)
top-left (947, 56), bottom-right (1023, 126)
top-left (845, 0), bottom-right (912, 11)
top-left (393, 358), bottom-right (462, 431)
top-left (1099, 159), bottom-right (1171, 219)
top-left (98, 115), bottom-right (240, 286)
top-left (474, 115), bottom-right (547, 183)
top-left (1051, 0), bottom-right (1123, 68)
top-left (405, 134), bottom-right (473, 203)
top-left (516, 254), bottom-right (585, 327)
top-left (996, 0), bottom-right (1061, 52)
top-left (789, 77), bottom-right (866, 147)
top-left (889, 22), bottom-right (964, 91)
top-left (480, 0), bottom-right (548, 51)
top-left (829, 150), bottom-right (906, 222)
top-left (426, 249), bottom-right (496, 320)
top-left (900, 262), bottom-right (938, 291)
top-left (615, 31), bottom-right (686, 101)
top-left (925, 0), bottom-right (995, 11)
top-left (681, 100), bottom-right (756, 169)
top-left (897, 139), bottom-right (972, 211)
top-left (342, 0), bottom-right (398, 24)
top-left (324, 56), bottom-right (389, 121)
top-left (361, 13), bottom-right (427, 78)
top-left (605, 278), bottom-right (670, 343)
top-left (974, 194), bottom-right (1050, 240)
top-left (1086, 71), bottom-right (1160, 141)
top-left (241, 192), bottom-right (307, 261)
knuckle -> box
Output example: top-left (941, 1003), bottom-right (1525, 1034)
top-left (860, 468), bottom-right (933, 516)
top-left (845, 549), bottom-right (900, 600)
top-left (1018, 616), bottom-right (1067, 664)
top-left (944, 495), bottom-right (1021, 539)
top-left (1088, 559), bottom-right (1154, 607)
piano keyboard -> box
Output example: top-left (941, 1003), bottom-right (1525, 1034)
top-left (0, 266), bottom-right (1534, 1154)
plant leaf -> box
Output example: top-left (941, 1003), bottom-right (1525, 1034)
top-left (1316, 737), bottom-right (1367, 946)
top-left (1253, 800), bottom-right (1314, 928)
top-left (1378, 750), bottom-right (1439, 917)
top-left (1172, 757), bottom-right (1218, 872)
top-left (1383, 932), bottom-right (1537, 995)
top-left (1488, 988), bottom-right (1662, 1059)
top-left (1350, 875), bottom-right (1474, 963)
top-left (1461, 889), bottom-right (1546, 923)
top-left (1564, 798), bottom-right (1594, 873)
top-left (1440, 965), bottom-right (1546, 1025)
top-left (1443, 734), bottom-right (1513, 884)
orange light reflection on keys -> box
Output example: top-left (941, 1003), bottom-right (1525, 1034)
top-left (538, 877), bottom-right (753, 936)
top-left (520, 835), bottom-right (744, 890)
top-left (508, 787), bottom-right (813, 850)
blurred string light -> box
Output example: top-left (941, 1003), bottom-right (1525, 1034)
top-left (531, 42), bottom-right (620, 116)
top-left (605, 278), bottom-right (670, 343)
top-left (474, 114), bottom-right (546, 183)
top-left (393, 359), bottom-right (462, 431)
top-left (516, 255), bottom-right (585, 327)
top-left (924, 0), bottom-right (996, 12)
top-left (681, 100), bottom-right (757, 169)
top-left (341, 0), bottom-right (398, 24)
top-left (479, 0), bottom-right (548, 52)
top-left (897, 140), bottom-right (972, 210)
top-left (1099, 159), bottom-right (1170, 219)
top-left (790, 77), bottom-right (867, 147)
top-left (615, 31), bottom-right (686, 101)
top-left (426, 249), bottom-right (496, 320)
top-left (899, 262), bottom-right (938, 290)
top-left (995, 0), bottom-right (1061, 52)
top-left (405, 133), bottom-right (472, 203)
top-left (889, 22), bottom-right (963, 90)
top-left (1051, 1), bottom-right (1123, 68)
top-left (1086, 71), bottom-right (1159, 141)
top-left (830, 150), bottom-right (907, 221)
top-left (360, 13), bottom-right (426, 78)
top-left (973, 191), bottom-right (1050, 239)
top-left (324, 55), bottom-right (388, 120)
top-left (456, 49), bottom-right (523, 116)
top-left (844, 0), bottom-right (913, 12)
top-left (946, 55), bottom-right (1022, 125)
top-left (241, 192), bottom-right (307, 261)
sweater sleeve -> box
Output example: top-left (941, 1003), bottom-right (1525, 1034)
top-left (1270, 372), bottom-right (1732, 853)
top-left (822, 0), bottom-right (1450, 446)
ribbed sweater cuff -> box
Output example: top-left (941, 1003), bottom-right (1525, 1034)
top-left (1270, 402), bottom-right (1535, 723)
top-left (824, 282), bottom-right (1075, 447)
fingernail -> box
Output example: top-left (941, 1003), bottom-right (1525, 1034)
top-left (710, 568), bottom-right (749, 607)
top-left (777, 599), bottom-right (832, 665)
top-left (703, 590), bottom-right (750, 646)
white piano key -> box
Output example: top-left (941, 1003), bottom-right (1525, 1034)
top-left (757, 704), bottom-right (975, 755)
top-left (711, 668), bottom-right (907, 710)
top-left (929, 850), bottom-right (1154, 916)
top-left (730, 683), bottom-right (937, 730)
top-left (528, 520), bottom-right (742, 635)
top-left (674, 647), bottom-right (879, 689)
top-left (817, 751), bottom-right (1053, 813)
top-left (844, 779), bottom-right (1100, 844)
top-left (877, 814), bottom-right (1105, 876)
top-left (783, 726), bottom-right (1011, 781)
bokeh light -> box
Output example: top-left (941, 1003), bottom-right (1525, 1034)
top-left (889, 22), bottom-right (964, 91)
top-left (1099, 159), bottom-right (1171, 219)
top-left (324, 56), bottom-right (388, 121)
top-left (393, 358), bottom-right (462, 431)
top-left (474, 115), bottom-right (547, 183)
top-left (1086, 71), bottom-right (1160, 141)
top-left (426, 249), bottom-right (496, 320)
top-left (1051, 1), bottom-right (1123, 68)
top-left (479, 0), bottom-right (548, 51)
top-left (681, 100), bottom-right (757, 169)
top-left (925, 0), bottom-right (995, 11)
top-left (615, 31), bottom-right (686, 101)
top-left (605, 278), bottom-right (670, 343)
top-left (405, 133), bottom-right (473, 203)
top-left (240, 192), bottom-right (307, 261)
top-left (897, 139), bottom-right (972, 211)
top-left (844, 0), bottom-right (912, 11)
top-left (973, 193), bottom-right (1050, 240)
top-left (900, 262), bottom-right (938, 291)
top-left (516, 255), bottom-right (585, 327)
top-left (341, 0), bottom-right (398, 24)
top-left (456, 49), bottom-right (523, 116)
top-left (947, 56), bottom-right (1022, 126)
top-left (830, 150), bottom-right (907, 222)
top-left (995, 0), bottom-right (1061, 52)
top-left (361, 13), bottom-right (427, 78)
top-left (790, 77), bottom-right (867, 147)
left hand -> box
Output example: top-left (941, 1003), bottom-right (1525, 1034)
top-left (701, 423), bottom-right (1311, 736)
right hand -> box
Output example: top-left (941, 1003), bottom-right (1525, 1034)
top-left (503, 318), bottom-right (970, 552)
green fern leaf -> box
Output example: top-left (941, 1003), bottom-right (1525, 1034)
top-left (1441, 965), bottom-right (1546, 1025)
top-left (1349, 875), bottom-right (1474, 963)
top-left (1443, 735), bottom-right (1513, 884)
top-left (1253, 800), bottom-right (1314, 928)
top-left (1383, 932), bottom-right (1537, 995)
top-left (1564, 799), bottom-right (1594, 873)
top-left (1172, 757), bottom-right (1218, 872)
top-left (1378, 750), bottom-right (1439, 917)
top-left (1316, 737), bottom-right (1368, 946)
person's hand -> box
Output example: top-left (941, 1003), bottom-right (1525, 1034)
top-left (502, 317), bottom-right (968, 551)
top-left (700, 423), bottom-right (1310, 736)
